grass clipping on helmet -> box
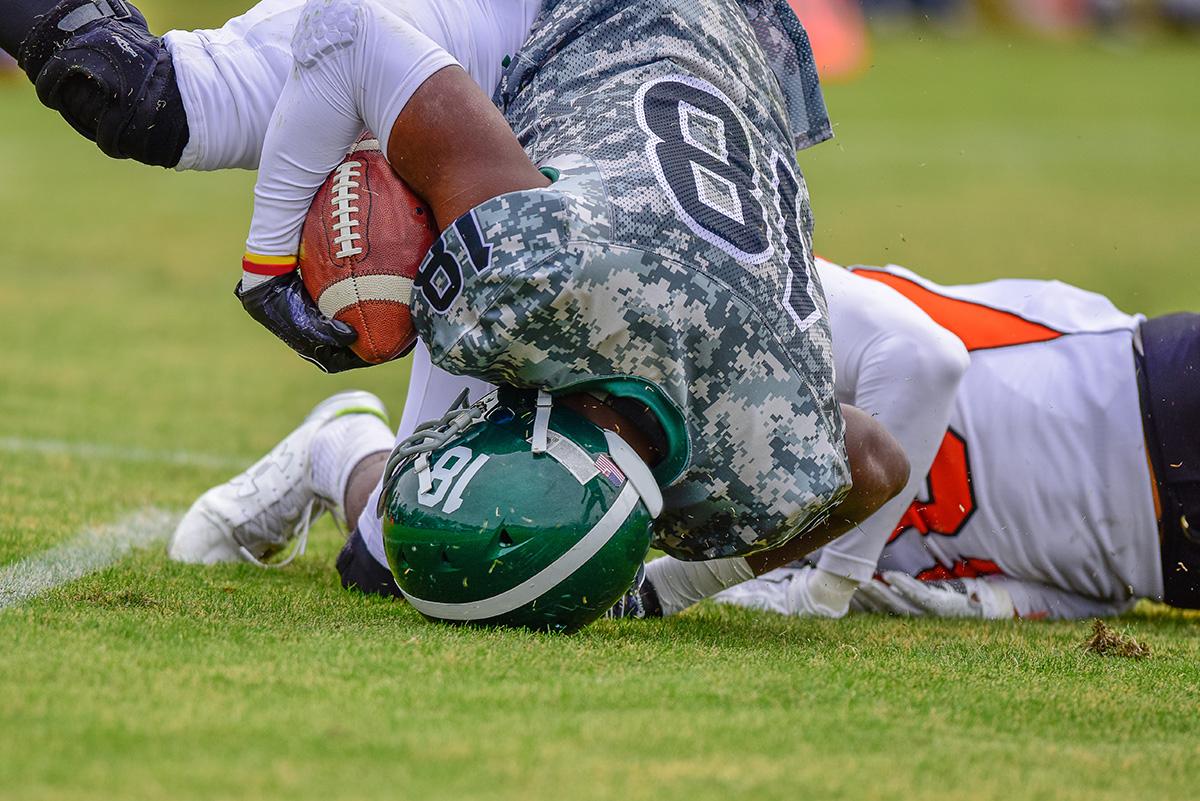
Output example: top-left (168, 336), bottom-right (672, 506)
top-left (1084, 619), bottom-right (1152, 659)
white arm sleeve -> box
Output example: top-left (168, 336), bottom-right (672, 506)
top-left (813, 261), bottom-right (971, 582)
top-left (990, 576), bottom-right (1135, 620)
top-left (246, 0), bottom-right (459, 257)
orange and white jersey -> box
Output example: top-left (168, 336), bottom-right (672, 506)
top-left (841, 263), bottom-right (1162, 606)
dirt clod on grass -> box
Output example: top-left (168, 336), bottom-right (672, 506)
top-left (1084, 619), bottom-right (1152, 659)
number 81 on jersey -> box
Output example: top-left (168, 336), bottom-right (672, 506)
top-left (635, 74), bottom-right (820, 332)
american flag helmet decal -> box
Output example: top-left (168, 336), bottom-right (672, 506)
top-left (594, 453), bottom-right (626, 487)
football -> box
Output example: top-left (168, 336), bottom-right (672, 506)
top-left (299, 136), bottom-right (437, 364)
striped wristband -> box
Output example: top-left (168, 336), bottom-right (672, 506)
top-left (242, 252), bottom-right (298, 277)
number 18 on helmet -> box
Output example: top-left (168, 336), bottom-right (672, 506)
top-left (378, 387), bottom-right (661, 633)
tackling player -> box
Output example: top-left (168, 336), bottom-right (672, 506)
top-left (717, 260), bottom-right (1200, 620)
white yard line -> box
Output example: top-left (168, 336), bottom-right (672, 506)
top-left (0, 508), bottom-right (181, 610)
top-left (0, 435), bottom-right (247, 471)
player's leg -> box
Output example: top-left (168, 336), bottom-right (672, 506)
top-left (333, 453), bottom-right (402, 598)
top-left (337, 344), bottom-right (494, 597)
top-left (336, 345), bottom-right (491, 597)
top-left (168, 391), bottom-right (393, 565)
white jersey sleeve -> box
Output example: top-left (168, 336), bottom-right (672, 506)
top-left (164, 0), bottom-right (541, 172)
top-left (813, 260), bottom-right (970, 582)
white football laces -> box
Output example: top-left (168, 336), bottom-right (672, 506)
top-left (330, 159), bottom-right (364, 260)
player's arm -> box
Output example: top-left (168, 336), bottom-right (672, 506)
top-left (3, 0), bottom-right (192, 167)
top-left (240, 3), bottom-right (547, 370)
top-left (643, 263), bottom-right (969, 619)
top-left (797, 262), bottom-right (970, 614)
top-left (238, 0), bottom-right (546, 371)
top-left (4, 0), bottom-right (323, 171)
top-left (238, 0), bottom-right (457, 371)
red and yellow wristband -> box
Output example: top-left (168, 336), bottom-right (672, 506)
top-left (242, 252), bottom-right (298, 277)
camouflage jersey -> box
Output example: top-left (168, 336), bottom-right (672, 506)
top-left (409, 0), bottom-right (851, 560)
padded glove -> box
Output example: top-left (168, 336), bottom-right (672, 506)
top-left (237, 271), bottom-right (370, 373)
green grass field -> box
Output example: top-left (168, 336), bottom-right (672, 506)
top-left (2, 9), bottom-right (1199, 799)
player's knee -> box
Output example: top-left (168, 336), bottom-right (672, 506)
top-left (18, 0), bottom-right (188, 167)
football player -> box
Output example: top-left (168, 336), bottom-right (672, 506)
top-left (319, 256), bottom-right (970, 617)
top-left (714, 260), bottom-right (1200, 620)
top-left (167, 0), bottom-right (912, 624)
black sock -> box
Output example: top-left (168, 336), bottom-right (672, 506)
top-left (639, 578), bottom-right (664, 618)
top-left (336, 529), bottom-right (405, 600)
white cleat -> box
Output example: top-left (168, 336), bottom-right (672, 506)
top-left (713, 568), bottom-right (796, 615)
top-left (168, 390), bottom-right (389, 566)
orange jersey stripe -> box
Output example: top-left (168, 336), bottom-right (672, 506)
top-left (852, 268), bottom-right (1063, 352)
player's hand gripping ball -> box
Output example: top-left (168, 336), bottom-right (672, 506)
top-left (299, 136), bottom-right (437, 364)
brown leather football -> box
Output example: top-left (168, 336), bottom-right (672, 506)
top-left (299, 136), bottom-right (436, 364)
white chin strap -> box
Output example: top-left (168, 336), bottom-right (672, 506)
top-left (535, 388), bottom-right (667, 515)
top-left (603, 429), bottom-right (664, 519)
top-left (531, 390), bottom-right (553, 454)
top-left (532, 391), bottom-right (663, 519)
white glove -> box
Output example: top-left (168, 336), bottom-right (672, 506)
top-left (854, 571), bottom-right (1015, 619)
top-left (851, 575), bottom-right (926, 616)
top-left (715, 565), bottom-right (857, 618)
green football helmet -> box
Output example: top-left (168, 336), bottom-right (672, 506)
top-left (377, 386), bottom-right (663, 633)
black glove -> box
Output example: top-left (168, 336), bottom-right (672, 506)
top-left (237, 271), bottom-right (370, 373)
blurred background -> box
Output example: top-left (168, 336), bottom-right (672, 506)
top-left (792, 0), bottom-right (1200, 80)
